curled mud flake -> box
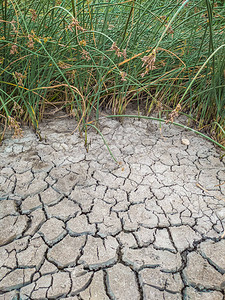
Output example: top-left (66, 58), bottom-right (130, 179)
top-left (181, 138), bottom-right (190, 146)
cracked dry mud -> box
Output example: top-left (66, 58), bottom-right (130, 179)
top-left (0, 115), bottom-right (225, 300)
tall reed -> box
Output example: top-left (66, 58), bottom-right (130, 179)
top-left (0, 0), bottom-right (224, 144)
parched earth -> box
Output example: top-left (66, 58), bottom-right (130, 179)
top-left (0, 114), bottom-right (225, 300)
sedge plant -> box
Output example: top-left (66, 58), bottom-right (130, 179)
top-left (0, 0), bottom-right (224, 150)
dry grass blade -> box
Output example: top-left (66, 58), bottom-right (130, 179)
top-left (196, 183), bottom-right (225, 202)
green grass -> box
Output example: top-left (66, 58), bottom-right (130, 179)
top-left (0, 0), bottom-right (225, 148)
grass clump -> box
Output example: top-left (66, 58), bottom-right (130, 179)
top-left (0, 0), bottom-right (224, 148)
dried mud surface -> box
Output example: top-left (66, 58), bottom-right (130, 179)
top-left (0, 115), bottom-right (225, 300)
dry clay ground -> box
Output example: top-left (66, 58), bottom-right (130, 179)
top-left (0, 114), bottom-right (225, 300)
